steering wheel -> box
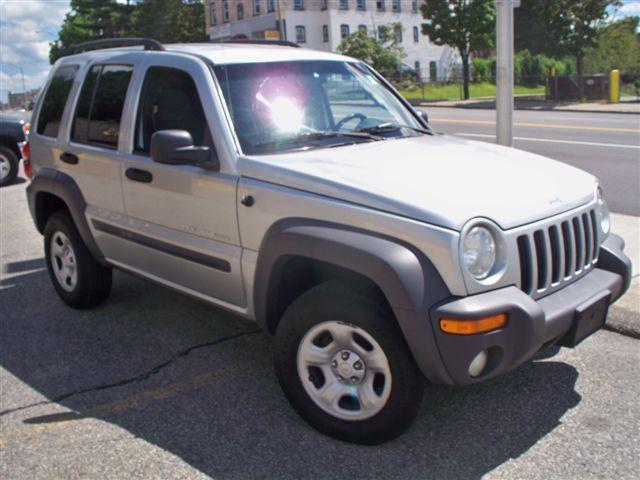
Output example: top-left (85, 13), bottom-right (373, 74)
top-left (334, 112), bottom-right (368, 131)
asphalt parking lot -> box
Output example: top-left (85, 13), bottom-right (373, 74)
top-left (1, 174), bottom-right (639, 479)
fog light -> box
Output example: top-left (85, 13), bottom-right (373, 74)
top-left (468, 350), bottom-right (489, 378)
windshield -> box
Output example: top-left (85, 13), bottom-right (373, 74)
top-left (214, 61), bottom-right (424, 155)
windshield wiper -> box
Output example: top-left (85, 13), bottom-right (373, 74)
top-left (358, 122), bottom-right (433, 135)
top-left (250, 130), bottom-right (384, 152)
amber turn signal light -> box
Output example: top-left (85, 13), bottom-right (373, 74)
top-left (440, 314), bottom-right (507, 335)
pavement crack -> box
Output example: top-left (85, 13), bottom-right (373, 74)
top-left (0, 328), bottom-right (262, 418)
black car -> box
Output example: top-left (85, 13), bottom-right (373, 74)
top-left (0, 112), bottom-right (28, 186)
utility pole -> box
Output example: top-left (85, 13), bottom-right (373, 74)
top-left (495, 0), bottom-right (518, 146)
top-left (276, 0), bottom-right (286, 40)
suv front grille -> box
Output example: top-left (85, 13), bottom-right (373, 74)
top-left (517, 208), bottom-right (599, 297)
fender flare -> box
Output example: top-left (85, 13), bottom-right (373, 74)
top-left (253, 219), bottom-right (455, 385)
top-left (26, 168), bottom-right (106, 265)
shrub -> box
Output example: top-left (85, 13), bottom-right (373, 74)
top-left (472, 57), bottom-right (491, 83)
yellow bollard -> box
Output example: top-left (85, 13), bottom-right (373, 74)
top-left (610, 69), bottom-right (620, 103)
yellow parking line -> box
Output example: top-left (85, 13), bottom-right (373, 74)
top-left (431, 118), bottom-right (640, 133)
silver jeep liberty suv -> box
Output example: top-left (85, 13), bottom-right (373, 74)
top-left (24, 38), bottom-right (631, 444)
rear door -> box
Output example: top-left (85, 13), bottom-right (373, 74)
top-left (61, 61), bottom-right (135, 261)
top-left (117, 55), bottom-right (245, 310)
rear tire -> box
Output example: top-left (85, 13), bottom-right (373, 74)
top-left (0, 145), bottom-right (19, 186)
top-left (274, 281), bottom-right (424, 444)
top-left (44, 210), bottom-right (112, 308)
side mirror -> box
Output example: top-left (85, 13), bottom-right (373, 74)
top-left (416, 109), bottom-right (429, 125)
top-left (150, 130), bottom-right (219, 170)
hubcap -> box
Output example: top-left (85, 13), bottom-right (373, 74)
top-left (297, 321), bottom-right (392, 421)
top-left (0, 154), bottom-right (10, 180)
top-left (50, 231), bottom-right (78, 292)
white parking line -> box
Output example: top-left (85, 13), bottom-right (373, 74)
top-left (455, 133), bottom-right (640, 150)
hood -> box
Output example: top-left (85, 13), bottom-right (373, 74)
top-left (238, 134), bottom-right (597, 231)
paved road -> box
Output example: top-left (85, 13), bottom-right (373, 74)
top-left (1, 176), bottom-right (639, 479)
top-left (422, 108), bottom-right (640, 217)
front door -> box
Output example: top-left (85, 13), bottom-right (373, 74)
top-left (117, 57), bottom-right (245, 310)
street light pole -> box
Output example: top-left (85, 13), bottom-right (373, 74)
top-left (495, 0), bottom-right (518, 147)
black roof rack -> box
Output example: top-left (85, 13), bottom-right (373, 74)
top-left (65, 38), bottom-right (165, 56)
top-left (221, 39), bottom-right (301, 48)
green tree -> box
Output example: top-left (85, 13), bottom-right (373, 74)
top-left (584, 17), bottom-right (640, 75)
top-left (515, 0), bottom-right (621, 95)
top-left (136, 0), bottom-right (206, 44)
top-left (337, 24), bottom-right (406, 74)
top-left (50, 0), bottom-right (137, 63)
top-left (49, 0), bottom-right (205, 64)
top-left (420, 0), bottom-right (495, 100)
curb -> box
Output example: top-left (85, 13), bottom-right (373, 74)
top-left (408, 100), bottom-right (640, 115)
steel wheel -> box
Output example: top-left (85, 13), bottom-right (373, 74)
top-left (297, 320), bottom-right (392, 421)
top-left (50, 231), bottom-right (78, 292)
top-left (0, 153), bottom-right (11, 180)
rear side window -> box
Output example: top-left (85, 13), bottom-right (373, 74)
top-left (134, 67), bottom-right (210, 154)
top-left (72, 64), bottom-right (133, 148)
top-left (37, 65), bottom-right (79, 138)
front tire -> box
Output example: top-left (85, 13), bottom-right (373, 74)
top-left (0, 145), bottom-right (19, 186)
top-left (44, 210), bottom-right (112, 308)
top-left (274, 281), bottom-right (424, 444)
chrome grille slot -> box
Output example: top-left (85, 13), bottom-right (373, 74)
top-left (549, 225), bottom-right (561, 284)
top-left (561, 221), bottom-right (573, 280)
top-left (590, 209), bottom-right (600, 261)
top-left (516, 207), bottom-right (599, 298)
top-left (573, 217), bottom-right (584, 272)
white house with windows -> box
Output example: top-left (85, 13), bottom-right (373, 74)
top-left (205, 1), bottom-right (458, 81)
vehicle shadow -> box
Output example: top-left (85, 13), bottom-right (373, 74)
top-left (0, 262), bottom-right (581, 480)
top-left (0, 176), bottom-right (27, 188)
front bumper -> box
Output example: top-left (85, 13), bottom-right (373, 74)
top-left (430, 234), bottom-right (632, 386)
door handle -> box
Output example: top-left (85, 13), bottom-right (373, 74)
top-left (60, 152), bottom-right (79, 165)
top-left (125, 167), bottom-right (153, 183)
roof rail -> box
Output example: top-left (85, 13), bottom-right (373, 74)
top-left (221, 39), bottom-right (301, 48)
top-left (65, 38), bottom-right (165, 56)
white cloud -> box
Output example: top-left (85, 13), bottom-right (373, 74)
top-left (618, 2), bottom-right (640, 16)
top-left (0, 0), bottom-right (70, 101)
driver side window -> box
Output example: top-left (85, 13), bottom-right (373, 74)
top-left (134, 67), bottom-right (211, 154)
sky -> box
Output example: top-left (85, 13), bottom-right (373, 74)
top-left (0, 0), bottom-right (639, 103)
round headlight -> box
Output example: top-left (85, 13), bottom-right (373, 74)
top-left (463, 226), bottom-right (497, 280)
top-left (596, 186), bottom-right (610, 234)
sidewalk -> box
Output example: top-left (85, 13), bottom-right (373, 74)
top-left (410, 97), bottom-right (640, 115)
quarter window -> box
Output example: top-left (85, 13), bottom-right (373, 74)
top-left (71, 64), bottom-right (133, 148)
top-left (134, 67), bottom-right (210, 155)
top-left (37, 65), bottom-right (78, 138)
